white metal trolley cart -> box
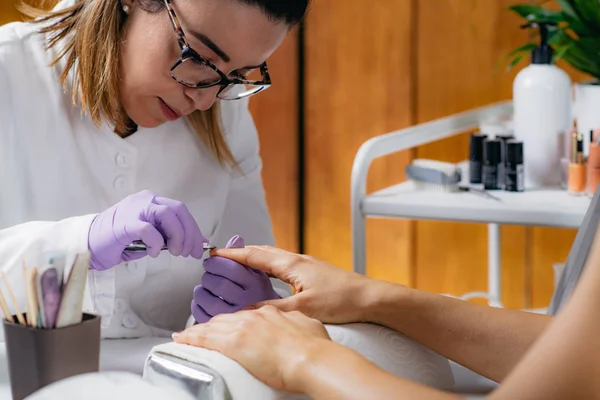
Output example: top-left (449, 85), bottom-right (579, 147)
top-left (351, 101), bottom-right (591, 307)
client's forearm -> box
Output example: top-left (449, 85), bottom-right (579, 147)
top-left (295, 340), bottom-right (458, 400)
top-left (365, 282), bottom-right (552, 382)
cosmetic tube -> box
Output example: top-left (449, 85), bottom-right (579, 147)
top-left (568, 132), bottom-right (586, 196)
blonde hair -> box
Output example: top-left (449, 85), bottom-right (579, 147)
top-left (19, 0), bottom-right (237, 168)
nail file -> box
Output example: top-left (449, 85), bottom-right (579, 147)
top-left (36, 265), bottom-right (50, 328)
top-left (124, 241), bottom-right (217, 253)
top-left (27, 267), bottom-right (39, 328)
top-left (40, 267), bottom-right (61, 329)
top-left (48, 253), bottom-right (66, 290)
top-left (31, 268), bottom-right (39, 328)
top-left (22, 265), bottom-right (32, 327)
top-left (55, 252), bottom-right (90, 328)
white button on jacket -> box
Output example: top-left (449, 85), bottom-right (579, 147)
top-left (0, 10), bottom-right (287, 339)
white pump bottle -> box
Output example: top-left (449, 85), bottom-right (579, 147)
top-left (513, 22), bottom-right (572, 188)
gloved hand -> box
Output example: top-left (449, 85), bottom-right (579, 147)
top-left (192, 235), bottom-right (280, 323)
top-left (88, 190), bottom-right (208, 271)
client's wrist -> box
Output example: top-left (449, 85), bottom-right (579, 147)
top-left (284, 338), bottom-right (337, 394)
top-left (363, 280), bottom-right (410, 325)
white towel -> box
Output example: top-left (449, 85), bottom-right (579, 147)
top-left (146, 322), bottom-right (454, 400)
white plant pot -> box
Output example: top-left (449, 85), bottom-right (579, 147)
top-left (574, 81), bottom-right (600, 156)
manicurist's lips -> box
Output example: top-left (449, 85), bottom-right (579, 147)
top-left (159, 98), bottom-right (182, 121)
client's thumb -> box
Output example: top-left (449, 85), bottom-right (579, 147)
top-left (245, 297), bottom-right (295, 312)
top-left (225, 235), bottom-right (245, 249)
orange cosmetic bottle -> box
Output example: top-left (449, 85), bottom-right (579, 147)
top-left (568, 132), bottom-right (586, 196)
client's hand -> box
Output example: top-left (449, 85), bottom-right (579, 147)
top-left (209, 246), bottom-right (387, 325)
top-left (173, 306), bottom-right (331, 393)
top-left (192, 235), bottom-right (280, 323)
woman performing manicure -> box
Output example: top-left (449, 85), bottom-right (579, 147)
top-left (0, 0), bottom-right (308, 340)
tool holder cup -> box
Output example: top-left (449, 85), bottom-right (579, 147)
top-left (3, 313), bottom-right (101, 400)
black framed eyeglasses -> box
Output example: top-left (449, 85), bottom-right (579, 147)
top-left (164, 0), bottom-right (271, 100)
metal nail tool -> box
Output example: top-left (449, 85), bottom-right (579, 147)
top-left (125, 240), bottom-right (217, 253)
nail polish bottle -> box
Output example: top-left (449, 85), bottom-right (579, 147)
top-left (469, 133), bottom-right (487, 184)
top-left (505, 140), bottom-right (524, 192)
top-left (568, 132), bottom-right (586, 196)
top-left (496, 134), bottom-right (514, 189)
top-left (483, 139), bottom-right (501, 190)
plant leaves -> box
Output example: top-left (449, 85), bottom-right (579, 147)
top-left (506, 0), bottom-right (600, 80)
top-left (556, 0), bottom-right (594, 36)
top-left (507, 43), bottom-right (537, 58)
top-left (509, 5), bottom-right (564, 23)
top-left (560, 40), bottom-right (600, 79)
top-left (569, 0), bottom-right (600, 37)
top-left (548, 26), bottom-right (570, 46)
top-left (508, 55), bottom-right (525, 71)
top-left (553, 43), bottom-right (571, 62)
top-left (496, 44), bottom-right (535, 72)
top-left (556, 0), bottom-right (578, 19)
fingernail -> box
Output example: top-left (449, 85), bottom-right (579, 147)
top-left (226, 235), bottom-right (245, 249)
top-left (172, 332), bottom-right (180, 340)
top-left (243, 305), bottom-right (256, 311)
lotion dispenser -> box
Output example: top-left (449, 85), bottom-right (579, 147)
top-left (513, 22), bottom-right (572, 188)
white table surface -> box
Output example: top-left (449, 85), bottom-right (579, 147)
top-left (363, 178), bottom-right (591, 228)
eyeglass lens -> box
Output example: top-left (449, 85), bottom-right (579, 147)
top-left (172, 59), bottom-right (267, 100)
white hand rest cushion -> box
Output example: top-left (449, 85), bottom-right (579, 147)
top-left (146, 322), bottom-right (454, 400)
top-left (326, 323), bottom-right (454, 388)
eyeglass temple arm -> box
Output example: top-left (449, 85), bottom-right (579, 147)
top-left (163, 0), bottom-right (188, 50)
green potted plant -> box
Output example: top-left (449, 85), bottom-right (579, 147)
top-left (507, 0), bottom-right (600, 138)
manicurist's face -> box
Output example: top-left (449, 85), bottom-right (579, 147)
top-left (119, 0), bottom-right (288, 128)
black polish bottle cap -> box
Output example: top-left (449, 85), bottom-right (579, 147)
top-left (470, 133), bottom-right (487, 161)
top-left (484, 139), bottom-right (501, 164)
top-left (506, 140), bottom-right (523, 165)
top-left (496, 134), bottom-right (514, 142)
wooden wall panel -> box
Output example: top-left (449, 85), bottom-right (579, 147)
top-left (249, 34), bottom-right (299, 252)
top-left (414, 0), bottom-right (531, 309)
top-left (0, 0), bottom-right (21, 24)
top-left (304, 0), bottom-right (415, 282)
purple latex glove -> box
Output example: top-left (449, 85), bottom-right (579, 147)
top-left (88, 190), bottom-right (208, 271)
top-left (192, 235), bottom-right (280, 323)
